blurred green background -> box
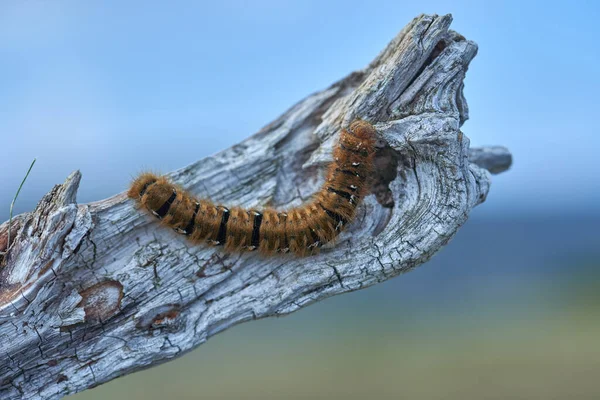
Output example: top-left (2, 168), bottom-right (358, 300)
top-left (1, 1), bottom-right (598, 399)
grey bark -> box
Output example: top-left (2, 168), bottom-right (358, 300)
top-left (0, 14), bottom-right (511, 399)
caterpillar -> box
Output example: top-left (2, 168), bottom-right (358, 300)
top-left (128, 119), bottom-right (377, 256)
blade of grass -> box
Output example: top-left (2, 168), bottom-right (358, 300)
top-left (1, 159), bottom-right (36, 256)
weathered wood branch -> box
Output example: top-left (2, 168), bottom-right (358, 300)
top-left (0, 14), bottom-right (511, 399)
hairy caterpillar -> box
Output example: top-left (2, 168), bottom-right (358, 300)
top-left (128, 119), bottom-right (377, 256)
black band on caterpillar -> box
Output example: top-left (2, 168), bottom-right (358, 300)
top-left (216, 207), bottom-right (230, 245)
top-left (154, 190), bottom-right (177, 219)
top-left (184, 203), bottom-right (200, 236)
top-left (251, 211), bottom-right (263, 249)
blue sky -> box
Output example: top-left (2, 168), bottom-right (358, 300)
top-left (1, 1), bottom-right (598, 221)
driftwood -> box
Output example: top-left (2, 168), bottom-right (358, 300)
top-left (0, 14), bottom-right (511, 399)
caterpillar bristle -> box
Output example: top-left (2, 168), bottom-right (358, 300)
top-left (128, 119), bottom-right (377, 257)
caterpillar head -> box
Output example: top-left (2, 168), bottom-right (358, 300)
top-left (128, 173), bottom-right (159, 199)
top-left (348, 119), bottom-right (376, 140)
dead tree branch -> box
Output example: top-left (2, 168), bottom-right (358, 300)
top-left (0, 14), bottom-right (511, 399)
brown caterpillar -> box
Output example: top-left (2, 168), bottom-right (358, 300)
top-left (128, 119), bottom-right (377, 256)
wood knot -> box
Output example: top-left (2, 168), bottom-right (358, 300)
top-left (78, 280), bottom-right (123, 324)
top-left (136, 304), bottom-right (182, 332)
